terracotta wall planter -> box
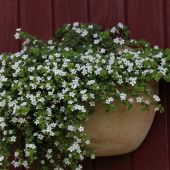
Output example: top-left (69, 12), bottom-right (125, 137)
top-left (84, 82), bottom-right (158, 156)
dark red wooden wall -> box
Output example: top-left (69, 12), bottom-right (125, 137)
top-left (0, 0), bottom-right (170, 169)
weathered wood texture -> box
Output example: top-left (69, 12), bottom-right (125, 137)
top-left (0, 0), bottom-right (170, 169)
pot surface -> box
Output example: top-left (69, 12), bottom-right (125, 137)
top-left (84, 83), bottom-right (158, 156)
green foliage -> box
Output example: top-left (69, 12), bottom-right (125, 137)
top-left (0, 22), bottom-right (170, 169)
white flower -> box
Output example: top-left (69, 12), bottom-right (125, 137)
top-left (100, 48), bottom-right (106, 53)
top-left (48, 40), bottom-right (53, 45)
top-left (0, 117), bottom-right (4, 122)
top-left (81, 30), bottom-right (88, 37)
top-left (64, 158), bottom-right (71, 165)
top-left (82, 94), bottom-right (88, 101)
top-left (154, 45), bottom-right (159, 49)
top-left (153, 95), bottom-right (160, 102)
top-left (85, 140), bottom-right (90, 145)
top-left (10, 136), bottom-right (16, 142)
top-left (69, 92), bottom-right (75, 97)
top-left (0, 155), bottom-right (4, 162)
top-left (16, 28), bottom-right (21, 32)
top-left (64, 47), bottom-right (69, 52)
top-left (73, 22), bottom-right (79, 27)
top-left (41, 160), bottom-right (45, 164)
top-left (93, 33), bottom-right (98, 38)
top-left (68, 142), bottom-right (80, 152)
top-left (87, 80), bottom-right (95, 86)
top-left (89, 102), bottom-right (95, 106)
top-left (14, 152), bottom-right (19, 158)
top-left (154, 107), bottom-right (160, 112)
top-left (50, 159), bottom-right (54, 164)
top-left (26, 143), bottom-right (36, 149)
top-left (47, 149), bottom-right (52, 153)
top-left (105, 97), bottom-right (114, 104)
top-left (22, 160), bottom-right (29, 168)
top-left (119, 93), bottom-right (126, 100)
top-left (117, 22), bottom-right (124, 29)
top-left (144, 100), bottom-right (150, 105)
top-left (110, 27), bottom-right (116, 33)
top-left (14, 32), bottom-right (20, 39)
top-left (11, 160), bottom-right (19, 168)
top-left (90, 154), bottom-right (95, 159)
top-left (128, 98), bottom-right (134, 103)
top-left (94, 39), bottom-right (100, 44)
top-left (80, 89), bottom-right (87, 95)
top-left (68, 125), bottom-right (74, 131)
top-left (88, 25), bottom-right (93, 29)
top-left (75, 164), bottom-right (83, 170)
top-left (113, 37), bottom-right (125, 45)
top-left (129, 77), bottom-right (137, 86)
top-left (78, 126), bottom-right (84, 132)
top-left (136, 97), bottom-right (142, 103)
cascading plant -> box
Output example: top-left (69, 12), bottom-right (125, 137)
top-left (0, 22), bottom-right (170, 170)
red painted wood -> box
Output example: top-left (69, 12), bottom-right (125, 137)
top-left (52, 0), bottom-right (88, 31)
top-left (0, 0), bottom-right (170, 170)
top-left (20, 0), bottom-right (53, 41)
top-left (128, 0), bottom-right (165, 48)
top-left (88, 0), bottom-right (125, 27)
top-left (128, 0), bottom-right (169, 170)
top-left (52, 1), bottom-right (94, 169)
top-left (167, 0), bottom-right (170, 47)
top-left (0, 0), bottom-right (19, 52)
top-left (166, 0), bottom-right (170, 168)
top-left (88, 1), bottom-right (132, 169)
top-left (95, 155), bottom-right (132, 170)
top-left (0, 1), bottom-right (24, 169)
top-left (82, 158), bottom-right (94, 170)
top-left (53, 1), bottom-right (94, 169)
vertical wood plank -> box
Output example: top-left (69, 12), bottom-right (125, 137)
top-left (0, 0), bottom-right (19, 52)
top-left (88, 0), bottom-right (125, 27)
top-left (167, 0), bottom-right (170, 47)
top-left (95, 155), bottom-right (132, 170)
top-left (82, 158), bottom-right (95, 170)
top-left (20, 0), bottom-right (53, 41)
top-left (0, 1), bottom-right (23, 169)
top-left (88, 1), bottom-right (132, 169)
top-left (52, 0), bottom-right (88, 31)
top-left (166, 0), bottom-right (170, 167)
top-left (128, 0), bottom-right (169, 170)
top-left (127, 0), bottom-right (164, 47)
top-left (53, 1), bottom-right (94, 169)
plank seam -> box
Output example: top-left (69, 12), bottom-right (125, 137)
top-left (17, 0), bottom-right (21, 50)
top-left (86, 0), bottom-right (91, 23)
top-left (162, 1), bottom-right (170, 168)
top-left (163, 0), bottom-right (168, 48)
top-left (51, 0), bottom-right (55, 36)
top-left (124, 0), bottom-right (128, 26)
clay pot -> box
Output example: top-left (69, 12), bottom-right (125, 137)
top-left (84, 82), bottom-right (158, 156)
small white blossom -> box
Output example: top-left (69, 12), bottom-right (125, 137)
top-left (0, 155), bottom-right (4, 163)
top-left (105, 97), bottom-right (114, 104)
top-left (10, 136), bottom-right (16, 142)
top-left (110, 27), bottom-right (116, 33)
top-left (153, 95), bottom-right (160, 102)
top-left (94, 39), bottom-right (100, 44)
top-left (117, 22), bottom-right (124, 29)
top-left (119, 93), bottom-right (126, 100)
top-left (90, 154), bottom-right (95, 159)
top-left (68, 125), bottom-right (74, 131)
top-left (136, 97), bottom-right (142, 103)
top-left (128, 98), bottom-right (134, 103)
top-left (78, 126), bottom-right (84, 132)
top-left (93, 33), bottom-right (98, 38)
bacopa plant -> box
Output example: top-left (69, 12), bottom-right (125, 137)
top-left (0, 22), bottom-right (170, 170)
